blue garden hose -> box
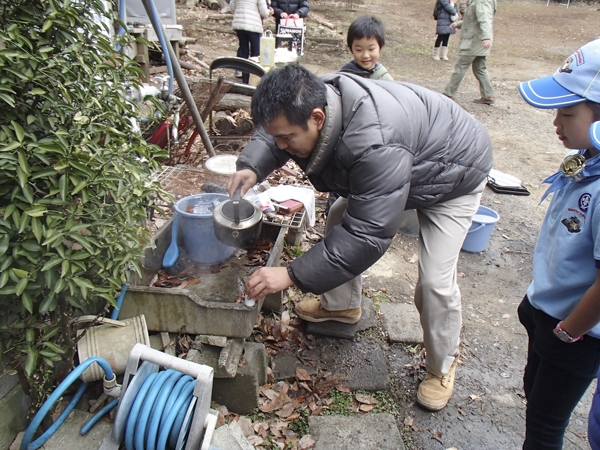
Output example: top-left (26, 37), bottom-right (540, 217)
top-left (21, 356), bottom-right (197, 450)
top-left (110, 283), bottom-right (129, 320)
top-left (21, 357), bottom-right (115, 450)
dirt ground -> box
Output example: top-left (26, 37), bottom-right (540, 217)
top-left (170, 0), bottom-right (600, 448)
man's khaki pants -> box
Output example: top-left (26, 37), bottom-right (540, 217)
top-left (444, 54), bottom-right (494, 99)
top-left (321, 181), bottom-right (485, 377)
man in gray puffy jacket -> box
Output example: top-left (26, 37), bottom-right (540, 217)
top-left (227, 64), bottom-right (492, 411)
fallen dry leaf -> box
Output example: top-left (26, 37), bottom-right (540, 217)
top-left (359, 404), bottom-right (375, 412)
top-left (298, 434), bottom-right (316, 449)
top-left (236, 416), bottom-right (254, 436)
top-left (404, 417), bottom-right (414, 426)
top-left (296, 367), bottom-right (311, 381)
top-left (355, 393), bottom-right (377, 405)
top-left (336, 385), bottom-right (352, 393)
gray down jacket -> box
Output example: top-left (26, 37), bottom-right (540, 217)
top-left (236, 73), bottom-right (492, 294)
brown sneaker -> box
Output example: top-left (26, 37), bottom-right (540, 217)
top-left (473, 97), bottom-right (495, 105)
top-left (295, 299), bottom-right (362, 324)
top-left (416, 357), bottom-right (458, 411)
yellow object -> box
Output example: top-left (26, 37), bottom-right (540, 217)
top-left (260, 30), bottom-right (276, 68)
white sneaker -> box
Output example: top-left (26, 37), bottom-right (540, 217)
top-left (234, 70), bottom-right (243, 78)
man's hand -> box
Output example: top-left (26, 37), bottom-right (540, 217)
top-left (450, 22), bottom-right (458, 29)
top-left (482, 39), bottom-right (491, 49)
top-left (226, 169), bottom-right (257, 197)
top-left (245, 267), bottom-right (294, 299)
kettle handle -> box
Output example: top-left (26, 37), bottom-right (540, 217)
top-left (232, 185), bottom-right (242, 225)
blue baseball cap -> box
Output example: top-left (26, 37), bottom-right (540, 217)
top-left (518, 39), bottom-right (600, 109)
top-left (591, 121), bottom-right (600, 150)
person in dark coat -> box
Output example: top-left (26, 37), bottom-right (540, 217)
top-left (270, 0), bottom-right (309, 31)
top-left (227, 64), bottom-right (492, 412)
top-left (433, 0), bottom-right (457, 61)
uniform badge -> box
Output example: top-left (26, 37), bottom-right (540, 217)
top-left (560, 153), bottom-right (586, 179)
top-left (561, 216), bottom-right (581, 233)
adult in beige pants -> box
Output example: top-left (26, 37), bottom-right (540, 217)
top-left (229, 65), bottom-right (493, 413)
top-left (323, 181), bottom-right (485, 379)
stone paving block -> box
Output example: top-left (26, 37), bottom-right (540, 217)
top-left (380, 302), bottom-right (423, 344)
top-left (272, 355), bottom-right (317, 381)
top-left (197, 335), bottom-right (228, 347)
top-left (41, 409), bottom-right (112, 450)
top-left (308, 413), bottom-right (405, 450)
top-left (212, 342), bottom-right (268, 414)
top-left (160, 332), bottom-right (176, 356)
top-left (0, 384), bottom-right (29, 450)
top-left (217, 338), bottom-right (245, 378)
top-left (329, 340), bottom-right (390, 391)
top-left (211, 420), bottom-right (254, 450)
top-left (186, 337), bottom-right (245, 378)
top-left (305, 296), bottom-right (376, 339)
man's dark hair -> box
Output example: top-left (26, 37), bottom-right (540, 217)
top-left (346, 15), bottom-right (386, 49)
top-left (251, 64), bottom-right (328, 130)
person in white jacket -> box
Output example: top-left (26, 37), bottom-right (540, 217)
top-left (231, 0), bottom-right (269, 83)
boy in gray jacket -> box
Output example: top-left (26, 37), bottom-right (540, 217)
top-left (228, 64), bottom-right (492, 411)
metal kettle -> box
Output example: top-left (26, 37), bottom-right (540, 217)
top-left (213, 186), bottom-right (262, 248)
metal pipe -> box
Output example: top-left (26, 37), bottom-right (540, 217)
top-left (139, 0), bottom-right (216, 157)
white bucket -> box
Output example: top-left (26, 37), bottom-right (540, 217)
top-left (77, 315), bottom-right (150, 382)
top-left (461, 205), bottom-right (500, 253)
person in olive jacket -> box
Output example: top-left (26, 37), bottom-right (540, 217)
top-left (443, 0), bottom-right (496, 104)
top-left (227, 64), bottom-right (492, 412)
top-left (271, 0), bottom-right (309, 30)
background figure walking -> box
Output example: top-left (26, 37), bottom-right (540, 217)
top-left (443, 0), bottom-right (496, 104)
top-left (433, 0), bottom-right (457, 61)
top-left (230, 0), bottom-right (269, 84)
top-left (270, 0), bottom-right (309, 31)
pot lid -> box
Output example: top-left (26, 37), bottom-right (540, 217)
top-left (205, 155), bottom-right (238, 175)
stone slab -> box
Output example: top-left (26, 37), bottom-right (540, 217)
top-left (308, 413), bottom-right (405, 450)
top-left (211, 420), bottom-right (254, 450)
top-left (41, 409), bottom-right (112, 450)
top-left (272, 356), bottom-right (317, 381)
top-left (380, 302), bottom-right (423, 344)
top-left (305, 296), bottom-right (376, 339)
top-left (0, 384), bottom-right (29, 450)
top-left (212, 342), bottom-right (268, 414)
top-left (186, 337), bottom-right (245, 378)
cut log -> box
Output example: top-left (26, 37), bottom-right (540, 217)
top-left (213, 111), bottom-right (235, 135)
top-left (214, 93), bottom-right (252, 112)
top-left (202, 0), bottom-right (220, 9)
top-left (235, 116), bottom-right (254, 135)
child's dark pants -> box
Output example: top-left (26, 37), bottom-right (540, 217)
top-left (518, 296), bottom-right (600, 449)
top-left (435, 34), bottom-right (450, 47)
top-left (235, 30), bottom-right (260, 84)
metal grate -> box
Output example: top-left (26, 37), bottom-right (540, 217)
top-left (263, 209), bottom-right (306, 230)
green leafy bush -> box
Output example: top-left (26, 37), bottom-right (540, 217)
top-left (0, 0), bottom-right (168, 411)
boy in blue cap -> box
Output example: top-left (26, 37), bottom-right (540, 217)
top-left (517, 38), bottom-right (600, 449)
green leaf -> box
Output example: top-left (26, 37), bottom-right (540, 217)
top-left (1, 141), bottom-right (21, 152)
top-left (29, 88), bottom-right (46, 95)
top-left (0, 271), bottom-right (9, 288)
top-left (41, 257), bottom-right (63, 271)
top-left (0, 235), bottom-right (9, 256)
top-left (11, 121), bottom-right (25, 143)
top-left (72, 277), bottom-right (94, 289)
top-left (15, 277), bottom-right (28, 296)
top-left (31, 217), bottom-right (43, 242)
top-left (42, 20), bottom-right (53, 32)
top-left (24, 347), bottom-right (38, 377)
top-left (11, 268), bottom-right (29, 278)
top-left (26, 329), bottom-right (35, 342)
top-left (38, 295), bottom-right (57, 313)
top-left (0, 93), bottom-right (16, 108)
top-left (21, 292), bottom-right (34, 314)
top-left (59, 174), bottom-right (67, 201)
top-left (42, 341), bottom-right (66, 354)
top-left (60, 260), bottom-right (69, 277)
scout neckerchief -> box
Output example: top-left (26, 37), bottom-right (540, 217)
top-left (540, 149), bottom-right (600, 202)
